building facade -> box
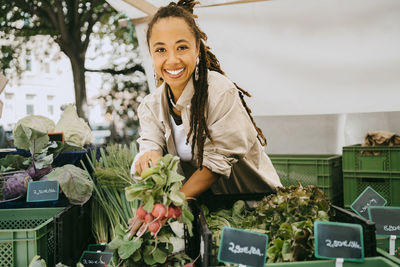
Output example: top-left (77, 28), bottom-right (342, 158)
top-left (0, 37), bottom-right (75, 131)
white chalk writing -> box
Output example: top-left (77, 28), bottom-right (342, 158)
top-left (228, 242), bottom-right (264, 257)
top-left (325, 239), bottom-right (362, 249)
top-left (82, 258), bottom-right (105, 264)
top-left (383, 225), bottom-right (400, 232)
top-left (33, 188), bottom-right (56, 195)
top-left (360, 198), bottom-right (377, 213)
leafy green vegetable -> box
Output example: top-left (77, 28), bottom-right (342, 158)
top-left (13, 123), bottom-right (49, 154)
top-left (118, 239), bottom-right (142, 259)
top-left (13, 115), bottom-right (55, 143)
top-left (54, 104), bottom-right (93, 147)
top-left (0, 154), bottom-right (28, 172)
top-left (153, 247), bottom-right (168, 263)
top-left (202, 184), bottom-right (333, 264)
top-left (47, 164), bottom-right (93, 205)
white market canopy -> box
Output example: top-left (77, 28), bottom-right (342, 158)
top-left (106, 0), bottom-right (400, 116)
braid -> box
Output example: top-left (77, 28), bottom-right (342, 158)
top-left (235, 83), bottom-right (267, 146)
top-left (187, 41), bottom-right (212, 167)
top-left (147, 0), bottom-right (267, 169)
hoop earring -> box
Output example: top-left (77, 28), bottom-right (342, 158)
top-left (194, 57), bottom-right (199, 81)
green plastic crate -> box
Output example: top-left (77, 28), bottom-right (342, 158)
top-left (269, 154), bottom-right (343, 206)
top-left (377, 247), bottom-right (400, 266)
top-left (377, 238), bottom-right (400, 260)
top-left (342, 145), bottom-right (400, 208)
top-left (343, 145), bottom-right (400, 172)
top-left (0, 207), bottom-right (64, 267)
top-left (343, 171), bottom-right (400, 208)
top-left (267, 256), bottom-right (398, 266)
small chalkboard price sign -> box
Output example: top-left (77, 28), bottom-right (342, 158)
top-left (218, 227), bottom-right (268, 267)
top-left (26, 180), bottom-right (59, 202)
top-left (350, 186), bottom-right (386, 219)
top-left (314, 221), bottom-right (364, 262)
top-left (79, 251), bottom-right (113, 267)
top-left (88, 244), bottom-right (114, 253)
top-left (48, 132), bottom-right (65, 143)
top-left (368, 206), bottom-right (400, 236)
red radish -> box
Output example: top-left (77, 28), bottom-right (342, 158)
top-left (148, 220), bottom-right (161, 234)
top-left (127, 217), bottom-right (144, 238)
top-left (173, 206), bottom-right (181, 218)
top-left (149, 217), bottom-right (168, 254)
top-left (151, 203), bottom-right (166, 220)
top-left (144, 213), bottom-right (154, 223)
top-left (136, 221), bottom-right (149, 238)
top-left (136, 205), bottom-right (147, 220)
top-left (167, 205), bottom-right (182, 218)
top-left (167, 205), bottom-right (175, 218)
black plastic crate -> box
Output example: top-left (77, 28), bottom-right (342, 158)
top-left (0, 170), bottom-right (70, 209)
top-left (53, 199), bottom-right (93, 265)
top-left (192, 194), bottom-right (377, 267)
top-left (185, 193), bottom-right (268, 267)
top-left (0, 147), bottom-right (90, 168)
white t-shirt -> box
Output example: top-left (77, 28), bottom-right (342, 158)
top-left (170, 115), bottom-right (192, 161)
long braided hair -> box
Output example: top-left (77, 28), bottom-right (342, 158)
top-left (146, 0), bottom-right (267, 168)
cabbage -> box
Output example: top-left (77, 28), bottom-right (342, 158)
top-left (13, 115), bottom-right (55, 152)
top-left (13, 115), bottom-right (55, 134)
top-left (54, 104), bottom-right (93, 147)
top-left (47, 164), bottom-right (93, 205)
top-left (3, 171), bottom-right (32, 199)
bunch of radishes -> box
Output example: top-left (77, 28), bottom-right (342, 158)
top-left (109, 154), bottom-right (194, 265)
top-left (125, 154), bottom-right (193, 239)
top-left (128, 203), bottom-right (182, 240)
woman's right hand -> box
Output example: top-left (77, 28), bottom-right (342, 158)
top-left (135, 150), bottom-right (162, 175)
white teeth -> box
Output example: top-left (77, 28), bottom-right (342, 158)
top-left (165, 67), bottom-right (184, 75)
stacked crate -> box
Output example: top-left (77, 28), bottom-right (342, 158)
top-left (342, 145), bottom-right (400, 208)
top-left (269, 154), bottom-right (343, 206)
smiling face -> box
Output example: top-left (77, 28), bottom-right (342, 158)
top-left (149, 17), bottom-right (199, 93)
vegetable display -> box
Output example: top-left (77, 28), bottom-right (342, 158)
top-left (108, 154), bottom-right (194, 266)
top-left (83, 145), bottom-right (194, 266)
top-left (202, 185), bottom-right (333, 265)
top-left (1, 112), bottom-right (86, 202)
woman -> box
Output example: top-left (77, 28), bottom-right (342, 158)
top-left (132, 0), bottom-right (281, 199)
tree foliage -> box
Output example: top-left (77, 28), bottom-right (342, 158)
top-left (0, 0), bottom-right (149, 143)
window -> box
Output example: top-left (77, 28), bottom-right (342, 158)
top-left (26, 94), bottom-right (36, 100)
top-left (47, 95), bottom-right (55, 101)
top-left (48, 105), bottom-right (54, 115)
top-left (26, 58), bottom-right (32, 71)
top-left (44, 62), bottom-right (50, 73)
top-left (25, 50), bottom-right (32, 71)
top-left (26, 104), bottom-right (34, 115)
top-left (4, 93), bottom-right (14, 100)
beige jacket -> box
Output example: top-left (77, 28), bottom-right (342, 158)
top-left (137, 70), bottom-right (282, 194)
